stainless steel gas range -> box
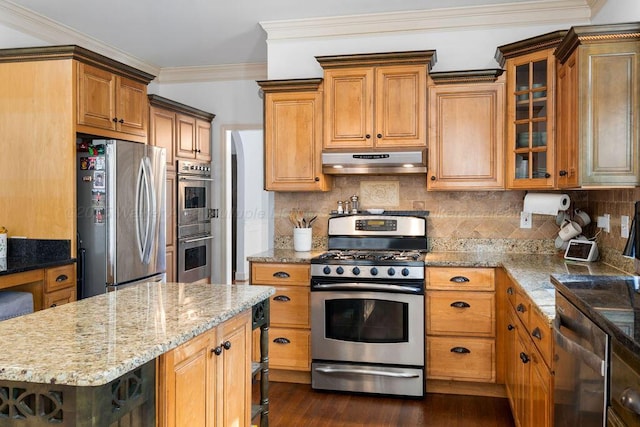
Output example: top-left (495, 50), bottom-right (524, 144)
top-left (310, 212), bottom-right (428, 397)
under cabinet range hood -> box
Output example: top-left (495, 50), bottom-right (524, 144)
top-left (322, 150), bottom-right (427, 175)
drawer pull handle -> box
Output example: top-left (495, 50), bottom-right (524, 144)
top-left (507, 287), bottom-right (514, 295)
top-left (517, 303), bottom-right (527, 313)
top-left (222, 340), bottom-right (232, 350)
top-left (212, 346), bottom-right (222, 356)
top-left (56, 274), bottom-right (68, 282)
top-left (273, 271), bottom-right (290, 279)
top-left (531, 327), bottom-right (542, 340)
top-left (450, 276), bottom-right (470, 283)
top-left (620, 388), bottom-right (640, 415)
top-left (273, 337), bottom-right (291, 345)
top-left (507, 324), bottom-right (515, 331)
top-left (273, 295), bottom-right (291, 302)
top-left (450, 347), bottom-right (471, 354)
top-left (450, 301), bottom-right (470, 309)
top-left (519, 352), bottom-right (530, 364)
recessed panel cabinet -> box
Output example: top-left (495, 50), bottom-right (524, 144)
top-left (258, 79), bottom-right (331, 192)
top-left (317, 51), bottom-right (435, 150)
top-left (427, 70), bottom-right (505, 190)
top-left (555, 23), bottom-right (640, 188)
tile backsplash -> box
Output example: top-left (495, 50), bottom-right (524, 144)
top-left (274, 176), bottom-right (640, 275)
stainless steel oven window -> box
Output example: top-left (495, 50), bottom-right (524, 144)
top-left (177, 178), bottom-right (212, 226)
top-left (178, 235), bottom-right (212, 283)
top-left (311, 290), bottom-right (424, 367)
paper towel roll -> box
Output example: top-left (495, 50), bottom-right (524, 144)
top-left (523, 193), bottom-right (570, 215)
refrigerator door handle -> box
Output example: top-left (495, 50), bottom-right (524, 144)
top-left (143, 156), bottom-right (157, 264)
top-left (135, 158), bottom-right (152, 263)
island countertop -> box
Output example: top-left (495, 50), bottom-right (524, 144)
top-left (0, 282), bottom-right (274, 386)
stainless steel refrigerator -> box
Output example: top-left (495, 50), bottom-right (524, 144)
top-left (77, 139), bottom-right (166, 299)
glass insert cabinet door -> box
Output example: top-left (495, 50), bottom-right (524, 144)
top-left (507, 50), bottom-right (556, 189)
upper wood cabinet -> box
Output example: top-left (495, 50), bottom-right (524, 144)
top-left (77, 61), bottom-right (153, 143)
top-left (257, 79), bottom-right (331, 192)
top-left (427, 70), bottom-right (505, 190)
top-left (317, 51), bottom-right (436, 150)
top-left (149, 94), bottom-right (215, 166)
top-left (496, 32), bottom-right (565, 190)
top-left (555, 23), bottom-right (640, 188)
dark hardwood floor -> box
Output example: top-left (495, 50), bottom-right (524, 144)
top-left (259, 382), bottom-right (515, 427)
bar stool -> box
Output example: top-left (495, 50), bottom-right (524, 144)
top-left (0, 291), bottom-right (34, 321)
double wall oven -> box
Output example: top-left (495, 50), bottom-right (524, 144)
top-left (310, 213), bottom-right (428, 397)
top-left (177, 160), bottom-right (213, 283)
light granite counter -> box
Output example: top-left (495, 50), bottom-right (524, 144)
top-left (247, 249), bottom-right (630, 322)
top-left (0, 281), bottom-right (274, 386)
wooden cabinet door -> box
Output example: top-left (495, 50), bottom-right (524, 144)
top-left (43, 287), bottom-right (76, 308)
top-left (530, 348), bottom-right (553, 427)
top-left (176, 113), bottom-right (197, 159)
top-left (264, 90), bottom-right (329, 191)
top-left (375, 64), bottom-right (426, 148)
top-left (196, 119), bottom-right (212, 162)
top-left (505, 307), bottom-right (518, 405)
top-left (116, 75), bottom-right (148, 137)
top-left (150, 106), bottom-right (176, 170)
top-left (77, 62), bottom-right (116, 131)
top-left (160, 330), bottom-right (214, 427)
top-left (555, 51), bottom-right (579, 188)
top-left (428, 80), bottom-right (504, 190)
top-left (216, 311), bottom-right (251, 427)
top-left (323, 67), bottom-right (374, 149)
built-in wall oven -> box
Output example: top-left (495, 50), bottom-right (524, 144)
top-left (310, 213), bottom-right (427, 397)
top-left (177, 160), bottom-right (213, 283)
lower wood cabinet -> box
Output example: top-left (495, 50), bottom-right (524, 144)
top-left (426, 267), bottom-right (496, 384)
top-left (250, 262), bottom-right (311, 383)
top-left (157, 310), bottom-right (252, 427)
top-left (43, 264), bottom-right (76, 308)
top-left (503, 276), bottom-right (553, 427)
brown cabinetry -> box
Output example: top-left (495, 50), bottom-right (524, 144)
top-left (426, 267), bottom-right (496, 383)
top-left (257, 79), bottom-right (331, 191)
top-left (250, 262), bottom-right (311, 383)
top-left (317, 51), bottom-right (435, 150)
top-left (427, 70), bottom-right (505, 190)
top-left (555, 23), bottom-right (640, 188)
top-left (503, 277), bottom-right (553, 427)
top-left (77, 62), bottom-right (150, 142)
top-left (43, 264), bottom-right (76, 308)
top-left (157, 310), bottom-right (252, 427)
top-left (496, 32), bottom-right (565, 190)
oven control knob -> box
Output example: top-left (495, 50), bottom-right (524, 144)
top-left (336, 267), bottom-right (344, 275)
top-left (370, 267), bottom-right (378, 276)
top-left (352, 267), bottom-right (360, 276)
top-left (323, 266), bottom-right (331, 275)
top-left (401, 268), bottom-right (410, 277)
top-left (387, 268), bottom-right (396, 276)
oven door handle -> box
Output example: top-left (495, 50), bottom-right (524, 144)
top-left (312, 283), bottom-right (422, 294)
top-left (180, 235), bottom-right (214, 244)
top-left (179, 176), bottom-right (214, 182)
top-left (314, 366), bottom-right (421, 379)
top-left (553, 327), bottom-right (606, 376)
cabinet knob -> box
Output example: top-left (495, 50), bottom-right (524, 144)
top-left (430, 176), bottom-right (436, 181)
top-left (450, 347), bottom-right (471, 354)
top-left (507, 287), bottom-right (514, 295)
top-left (545, 172), bottom-right (551, 178)
top-left (112, 117), bottom-right (118, 123)
top-left (376, 134), bottom-right (382, 139)
top-left (273, 295), bottom-right (291, 302)
top-left (50, 303), bottom-right (57, 308)
top-left (56, 274), bottom-right (68, 282)
top-left (118, 118), bottom-right (124, 124)
top-left (273, 271), bottom-right (290, 279)
top-left (315, 177), bottom-right (320, 182)
top-left (449, 276), bottom-right (470, 283)
top-left (507, 324), bottom-right (515, 331)
top-left (273, 337), bottom-right (291, 344)
top-left (212, 346), bottom-right (222, 356)
top-left (620, 388), bottom-right (640, 415)
top-left (559, 170), bottom-right (568, 176)
top-left (450, 301), bottom-right (471, 309)
top-left (519, 352), bottom-right (530, 364)
top-left (222, 340), bottom-right (231, 350)
top-left (365, 134), bottom-right (371, 139)
top-left (517, 303), bottom-right (527, 313)
top-left (531, 327), bottom-right (542, 340)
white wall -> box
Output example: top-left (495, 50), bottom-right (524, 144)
top-left (592, 0), bottom-right (640, 24)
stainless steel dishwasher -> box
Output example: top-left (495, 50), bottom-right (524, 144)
top-left (554, 290), bottom-right (609, 427)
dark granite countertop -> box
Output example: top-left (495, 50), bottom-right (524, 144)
top-left (0, 238), bottom-right (75, 276)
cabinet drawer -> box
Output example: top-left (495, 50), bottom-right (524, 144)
top-left (265, 327), bottom-right (310, 371)
top-left (514, 290), bottom-right (531, 328)
top-left (251, 263), bottom-right (310, 286)
top-left (528, 308), bottom-right (553, 369)
top-left (426, 291), bottom-right (495, 337)
top-left (426, 336), bottom-right (496, 383)
top-left (427, 268), bottom-right (495, 291)
top-left (45, 264), bottom-right (75, 292)
top-left (270, 286), bottom-right (310, 328)
top-left (43, 287), bottom-right (76, 308)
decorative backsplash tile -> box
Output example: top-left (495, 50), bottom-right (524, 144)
top-left (360, 181), bottom-right (399, 208)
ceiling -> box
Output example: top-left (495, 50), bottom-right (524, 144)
top-left (1, 0), bottom-right (585, 73)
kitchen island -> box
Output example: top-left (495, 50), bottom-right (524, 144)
top-left (0, 281), bottom-right (274, 426)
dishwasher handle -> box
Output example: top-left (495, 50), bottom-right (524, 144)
top-left (554, 327), bottom-right (606, 376)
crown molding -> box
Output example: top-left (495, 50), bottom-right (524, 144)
top-left (0, 0), bottom-right (160, 76)
top-left (586, 0), bottom-right (607, 16)
top-left (260, 0), bottom-right (595, 40)
top-left (157, 62), bottom-right (268, 83)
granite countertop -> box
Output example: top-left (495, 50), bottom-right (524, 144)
top-left (0, 238), bottom-right (75, 276)
top-left (0, 282), bottom-right (274, 386)
top-left (247, 249), bottom-right (630, 322)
